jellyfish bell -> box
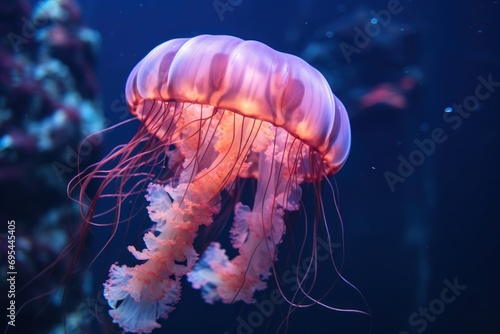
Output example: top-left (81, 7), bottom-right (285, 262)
top-left (126, 35), bottom-right (350, 176)
top-left (73, 35), bottom-right (352, 333)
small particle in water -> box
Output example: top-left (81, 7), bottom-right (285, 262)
top-left (326, 30), bottom-right (334, 38)
top-left (370, 17), bottom-right (378, 24)
top-left (371, 166), bottom-right (376, 170)
top-left (419, 123), bottom-right (430, 132)
top-left (478, 29), bottom-right (483, 33)
top-left (444, 107), bottom-right (453, 113)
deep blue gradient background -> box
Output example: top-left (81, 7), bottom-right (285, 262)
top-left (79, 1), bottom-right (500, 333)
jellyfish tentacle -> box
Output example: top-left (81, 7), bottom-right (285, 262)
top-left (187, 127), bottom-right (307, 304)
top-left (103, 105), bottom-right (261, 332)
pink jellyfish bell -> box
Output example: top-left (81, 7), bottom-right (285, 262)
top-left (75, 35), bottom-right (350, 333)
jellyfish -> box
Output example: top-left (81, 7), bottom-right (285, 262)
top-left (73, 35), bottom-right (351, 333)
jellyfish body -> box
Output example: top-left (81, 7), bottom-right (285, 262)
top-left (85, 35), bottom-right (350, 333)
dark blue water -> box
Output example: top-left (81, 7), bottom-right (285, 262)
top-left (82, 1), bottom-right (500, 333)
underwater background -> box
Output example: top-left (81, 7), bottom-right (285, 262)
top-left (1, 0), bottom-right (499, 333)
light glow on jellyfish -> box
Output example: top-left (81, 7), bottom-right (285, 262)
top-left (72, 35), bottom-right (354, 333)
